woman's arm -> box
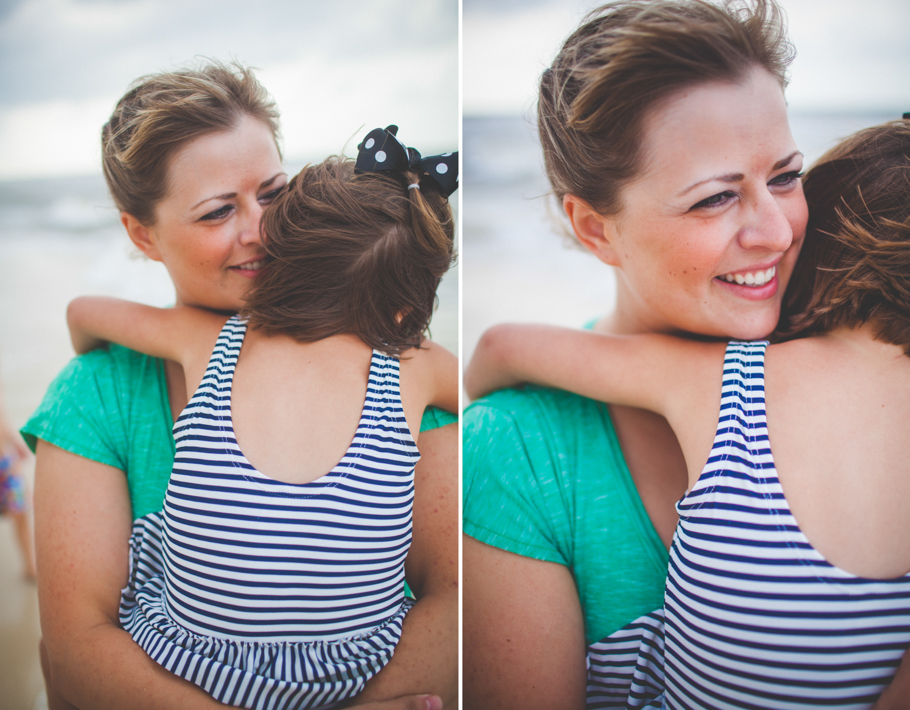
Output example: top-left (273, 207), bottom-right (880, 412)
top-left (354, 344), bottom-right (458, 704)
top-left (350, 422), bottom-right (458, 707)
top-left (463, 535), bottom-right (588, 710)
top-left (34, 441), bottom-right (230, 710)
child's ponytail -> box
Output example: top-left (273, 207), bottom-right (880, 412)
top-left (244, 127), bottom-right (457, 356)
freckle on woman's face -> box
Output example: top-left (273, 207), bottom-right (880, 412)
top-left (145, 115), bottom-right (286, 312)
top-left (607, 66), bottom-right (808, 340)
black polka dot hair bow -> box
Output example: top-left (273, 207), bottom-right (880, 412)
top-left (355, 125), bottom-right (458, 197)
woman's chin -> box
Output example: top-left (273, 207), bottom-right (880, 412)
top-left (682, 305), bottom-right (781, 342)
top-left (725, 313), bottom-right (780, 341)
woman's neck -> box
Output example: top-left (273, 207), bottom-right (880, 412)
top-left (591, 287), bottom-right (670, 337)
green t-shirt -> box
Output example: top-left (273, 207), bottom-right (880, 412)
top-left (23, 345), bottom-right (456, 521)
top-left (462, 385), bottom-right (669, 644)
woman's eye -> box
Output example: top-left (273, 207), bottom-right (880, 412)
top-left (200, 205), bottom-right (233, 221)
top-left (769, 170), bottom-right (804, 187)
top-left (258, 187), bottom-right (284, 205)
top-left (691, 191), bottom-right (735, 210)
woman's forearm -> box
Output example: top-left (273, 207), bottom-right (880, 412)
top-left (349, 590), bottom-right (457, 707)
top-left (872, 647), bottom-right (910, 709)
top-left (35, 441), bottom-right (227, 710)
top-left (46, 621), bottom-right (227, 709)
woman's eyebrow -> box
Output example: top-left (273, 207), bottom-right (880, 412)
top-left (772, 151), bottom-right (803, 171)
top-left (260, 172), bottom-right (287, 189)
top-left (677, 172), bottom-right (744, 197)
top-left (192, 192), bottom-right (236, 209)
top-left (676, 150), bottom-right (803, 198)
top-left (191, 172), bottom-right (288, 210)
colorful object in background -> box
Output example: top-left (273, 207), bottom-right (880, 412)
top-left (0, 453), bottom-right (26, 515)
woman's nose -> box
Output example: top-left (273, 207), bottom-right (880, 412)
top-left (238, 201), bottom-right (264, 246)
top-left (738, 191), bottom-right (794, 253)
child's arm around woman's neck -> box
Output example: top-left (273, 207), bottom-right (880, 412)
top-left (465, 323), bottom-right (728, 488)
top-left (66, 296), bottom-right (228, 399)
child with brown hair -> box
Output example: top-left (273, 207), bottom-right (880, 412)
top-left (466, 119), bottom-right (910, 708)
top-left (66, 126), bottom-right (458, 710)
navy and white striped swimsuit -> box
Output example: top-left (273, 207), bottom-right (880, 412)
top-left (120, 316), bottom-right (419, 710)
top-left (588, 341), bottom-right (910, 709)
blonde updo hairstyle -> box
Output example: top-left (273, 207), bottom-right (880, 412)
top-left (101, 60), bottom-right (281, 225)
top-left (538, 0), bottom-right (793, 219)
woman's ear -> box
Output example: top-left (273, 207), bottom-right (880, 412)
top-left (563, 194), bottom-right (621, 267)
top-left (121, 212), bottom-right (163, 262)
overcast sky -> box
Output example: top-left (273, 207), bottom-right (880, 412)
top-left (2, 0), bottom-right (907, 181)
top-left (464, 0), bottom-right (910, 116)
top-left (0, 0), bottom-right (458, 180)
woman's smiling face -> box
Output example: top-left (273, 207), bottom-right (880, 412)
top-left (126, 113), bottom-right (286, 312)
top-left (577, 66), bottom-right (808, 340)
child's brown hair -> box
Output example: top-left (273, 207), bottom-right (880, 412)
top-left (779, 119), bottom-right (910, 354)
top-left (243, 156), bottom-right (456, 356)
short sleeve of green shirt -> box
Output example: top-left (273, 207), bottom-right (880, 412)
top-left (420, 406), bottom-right (457, 432)
top-left (22, 345), bottom-right (177, 520)
top-left (462, 385), bottom-right (670, 644)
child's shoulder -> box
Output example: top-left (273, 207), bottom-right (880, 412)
top-left (398, 339), bottom-right (456, 369)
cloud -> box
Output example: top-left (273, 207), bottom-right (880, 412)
top-left (463, 0), bottom-right (910, 116)
top-left (263, 45), bottom-right (458, 162)
top-left (463, 3), bottom-right (590, 116)
top-left (0, 96), bottom-right (114, 179)
top-left (783, 0), bottom-right (910, 111)
top-left (0, 0), bottom-right (457, 179)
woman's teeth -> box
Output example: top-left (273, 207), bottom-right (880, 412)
top-left (233, 260), bottom-right (264, 270)
top-left (720, 265), bottom-right (775, 286)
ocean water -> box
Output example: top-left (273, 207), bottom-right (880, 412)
top-left (462, 111), bottom-right (899, 360)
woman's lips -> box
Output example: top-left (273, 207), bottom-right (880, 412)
top-left (229, 259), bottom-right (265, 277)
top-left (714, 264), bottom-right (779, 300)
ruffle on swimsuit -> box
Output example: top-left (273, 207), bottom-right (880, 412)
top-left (121, 512), bottom-right (414, 710)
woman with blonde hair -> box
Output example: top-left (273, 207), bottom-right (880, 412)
top-left (464, 1), bottom-right (804, 706)
top-left (468, 117), bottom-right (910, 709)
top-left (26, 62), bottom-right (456, 710)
